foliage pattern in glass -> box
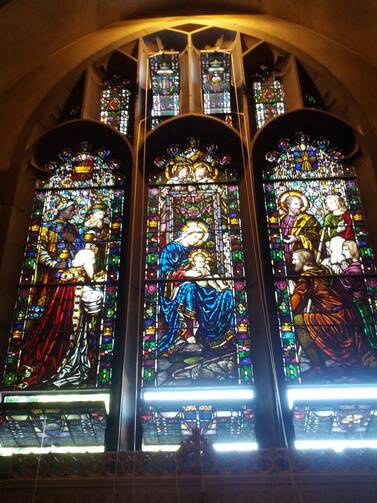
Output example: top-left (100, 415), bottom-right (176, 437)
top-left (2, 143), bottom-right (125, 390)
top-left (143, 138), bottom-right (253, 388)
top-left (100, 74), bottom-right (131, 135)
top-left (252, 66), bottom-right (285, 128)
top-left (263, 132), bottom-right (377, 384)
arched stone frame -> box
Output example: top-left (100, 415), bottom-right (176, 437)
top-left (1, 17), bottom-right (376, 335)
top-left (0, 19), bottom-right (373, 452)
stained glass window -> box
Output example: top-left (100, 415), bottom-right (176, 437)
top-left (293, 402), bottom-right (377, 443)
top-left (149, 52), bottom-right (180, 128)
top-left (2, 142), bottom-right (125, 391)
top-left (143, 138), bottom-right (252, 388)
top-left (201, 51), bottom-right (232, 126)
top-left (252, 66), bottom-right (285, 128)
top-left (0, 401), bottom-right (107, 454)
top-left (142, 137), bottom-right (253, 447)
top-left (142, 138), bottom-right (253, 445)
top-left (100, 74), bottom-right (131, 135)
top-left (142, 403), bottom-right (256, 449)
top-left (263, 132), bottom-right (377, 385)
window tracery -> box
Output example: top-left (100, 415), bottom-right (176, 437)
top-left (1, 25), bottom-right (376, 455)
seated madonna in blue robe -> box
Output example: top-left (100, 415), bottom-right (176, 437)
top-left (157, 222), bottom-right (235, 354)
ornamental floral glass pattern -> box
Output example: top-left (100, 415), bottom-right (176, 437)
top-left (100, 75), bottom-right (131, 135)
top-left (149, 52), bottom-right (180, 127)
top-left (252, 66), bottom-right (285, 128)
top-left (263, 132), bottom-right (377, 384)
top-left (201, 51), bottom-right (232, 121)
top-left (2, 143), bottom-right (125, 390)
top-left (143, 138), bottom-right (253, 388)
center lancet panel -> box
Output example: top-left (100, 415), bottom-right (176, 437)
top-left (142, 138), bottom-right (253, 390)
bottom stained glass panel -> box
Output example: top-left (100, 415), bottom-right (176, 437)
top-left (0, 402), bottom-right (106, 449)
top-left (293, 402), bottom-right (377, 440)
top-left (142, 279), bottom-right (252, 387)
top-left (275, 275), bottom-right (377, 384)
top-left (4, 283), bottom-right (118, 390)
top-left (142, 403), bottom-right (256, 446)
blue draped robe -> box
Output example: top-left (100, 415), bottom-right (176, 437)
top-left (158, 241), bottom-right (234, 353)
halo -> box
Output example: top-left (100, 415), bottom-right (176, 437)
top-left (179, 220), bottom-right (209, 245)
top-left (165, 160), bottom-right (192, 181)
top-left (189, 249), bottom-right (211, 263)
top-left (192, 161), bottom-right (218, 181)
top-left (279, 190), bottom-right (309, 213)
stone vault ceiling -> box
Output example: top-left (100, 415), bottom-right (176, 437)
top-left (1, 0), bottom-right (377, 96)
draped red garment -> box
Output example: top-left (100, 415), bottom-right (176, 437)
top-left (21, 284), bottom-right (76, 386)
top-left (291, 267), bottom-right (372, 366)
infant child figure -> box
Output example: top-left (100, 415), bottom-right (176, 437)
top-left (184, 249), bottom-right (230, 291)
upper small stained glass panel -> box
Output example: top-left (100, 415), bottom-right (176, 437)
top-left (252, 66), bottom-right (285, 129)
top-left (149, 52), bottom-right (180, 124)
top-left (100, 74), bottom-right (131, 135)
top-left (201, 51), bottom-right (232, 116)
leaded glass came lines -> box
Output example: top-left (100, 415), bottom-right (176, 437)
top-left (149, 52), bottom-right (180, 126)
top-left (142, 138), bottom-right (253, 389)
top-left (252, 67), bottom-right (285, 128)
top-left (2, 143), bottom-right (125, 391)
top-left (100, 75), bottom-right (131, 135)
top-left (263, 132), bottom-right (377, 385)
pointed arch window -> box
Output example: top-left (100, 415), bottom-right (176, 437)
top-left (141, 137), bottom-right (255, 449)
top-left (3, 143), bottom-right (125, 392)
top-left (262, 132), bottom-right (377, 386)
top-left (100, 74), bottom-right (132, 135)
top-left (252, 66), bottom-right (285, 128)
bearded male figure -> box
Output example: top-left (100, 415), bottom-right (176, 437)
top-left (338, 240), bottom-right (377, 349)
top-left (291, 249), bottom-right (377, 376)
top-left (279, 192), bottom-right (321, 273)
top-left (30, 199), bottom-right (83, 319)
